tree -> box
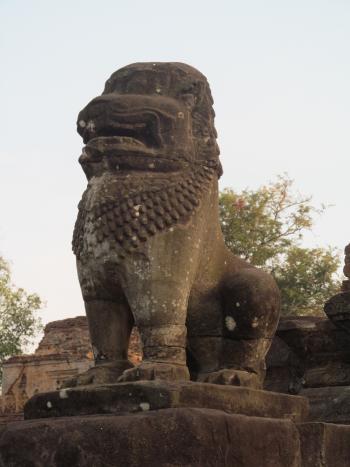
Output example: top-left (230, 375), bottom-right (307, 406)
top-left (219, 175), bottom-right (341, 316)
top-left (0, 256), bottom-right (42, 382)
top-left (273, 246), bottom-right (340, 315)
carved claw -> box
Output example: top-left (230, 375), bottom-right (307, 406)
top-left (198, 369), bottom-right (262, 389)
top-left (61, 360), bottom-right (134, 388)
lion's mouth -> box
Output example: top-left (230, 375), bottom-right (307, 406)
top-left (80, 111), bottom-right (166, 151)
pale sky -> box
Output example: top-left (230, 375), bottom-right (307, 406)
top-left (1, 0), bottom-right (349, 330)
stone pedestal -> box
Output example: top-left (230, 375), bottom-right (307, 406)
top-left (0, 381), bottom-right (308, 467)
top-left (2, 381), bottom-right (350, 466)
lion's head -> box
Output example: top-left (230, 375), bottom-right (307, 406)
top-left (77, 62), bottom-right (221, 179)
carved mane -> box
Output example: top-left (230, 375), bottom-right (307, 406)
top-left (73, 62), bottom-right (222, 261)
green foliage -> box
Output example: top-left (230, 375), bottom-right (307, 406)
top-left (0, 257), bottom-right (42, 382)
top-left (273, 246), bottom-right (340, 316)
top-left (219, 175), bottom-right (341, 316)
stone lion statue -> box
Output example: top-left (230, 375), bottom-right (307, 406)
top-left (69, 62), bottom-right (280, 389)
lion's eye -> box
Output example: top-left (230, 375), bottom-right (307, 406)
top-left (182, 81), bottom-right (198, 93)
top-left (181, 93), bottom-right (196, 108)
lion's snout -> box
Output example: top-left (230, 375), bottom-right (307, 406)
top-left (78, 94), bottom-right (187, 147)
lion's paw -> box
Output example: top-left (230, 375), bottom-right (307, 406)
top-left (198, 369), bottom-right (261, 389)
top-left (61, 360), bottom-right (133, 388)
top-left (118, 362), bottom-right (190, 383)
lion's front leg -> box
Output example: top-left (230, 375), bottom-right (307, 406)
top-left (62, 260), bottom-right (135, 388)
top-left (119, 325), bottom-right (190, 382)
top-left (119, 277), bottom-right (191, 382)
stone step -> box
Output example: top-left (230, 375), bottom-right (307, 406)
top-left (5, 405), bottom-right (350, 466)
top-left (24, 380), bottom-right (309, 423)
top-left (298, 422), bottom-right (350, 467)
top-left (1, 408), bottom-right (302, 467)
top-left (0, 413), bottom-right (23, 425)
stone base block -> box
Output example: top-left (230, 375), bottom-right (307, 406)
top-left (298, 422), bottom-right (350, 467)
top-left (0, 408), bottom-right (301, 467)
top-left (24, 380), bottom-right (309, 423)
top-left (301, 386), bottom-right (350, 424)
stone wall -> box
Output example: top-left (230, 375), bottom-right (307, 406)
top-left (265, 315), bottom-right (350, 393)
top-left (265, 314), bottom-right (350, 424)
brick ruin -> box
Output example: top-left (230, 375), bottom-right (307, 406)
top-left (0, 316), bottom-right (142, 419)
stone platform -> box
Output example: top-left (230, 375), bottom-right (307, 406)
top-left (24, 380), bottom-right (309, 422)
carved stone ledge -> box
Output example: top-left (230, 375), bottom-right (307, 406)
top-left (24, 380), bottom-right (309, 423)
